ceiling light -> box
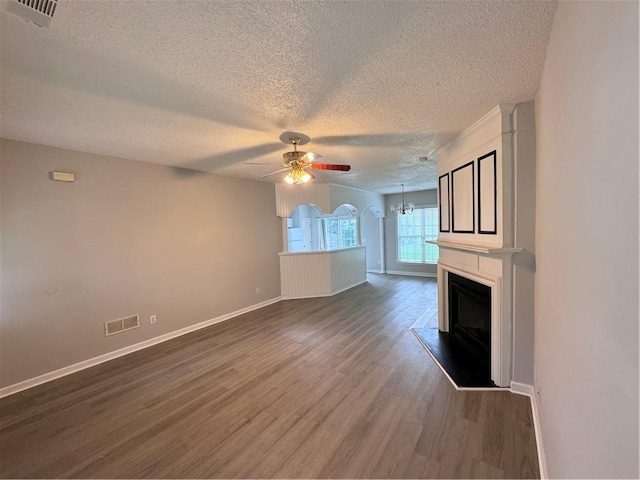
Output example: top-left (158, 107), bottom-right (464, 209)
top-left (285, 165), bottom-right (312, 184)
top-left (390, 184), bottom-right (415, 215)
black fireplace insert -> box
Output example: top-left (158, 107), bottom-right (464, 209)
top-left (448, 272), bottom-right (491, 368)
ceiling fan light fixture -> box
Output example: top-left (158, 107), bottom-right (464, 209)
top-left (285, 165), bottom-right (311, 185)
top-left (253, 133), bottom-right (349, 184)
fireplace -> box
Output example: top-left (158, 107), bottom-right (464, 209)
top-left (448, 272), bottom-right (491, 368)
top-left (438, 259), bottom-right (512, 387)
top-left (432, 103), bottom-right (536, 389)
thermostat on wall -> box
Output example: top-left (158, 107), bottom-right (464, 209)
top-left (49, 171), bottom-right (75, 182)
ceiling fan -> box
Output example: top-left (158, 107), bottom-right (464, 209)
top-left (252, 136), bottom-right (351, 184)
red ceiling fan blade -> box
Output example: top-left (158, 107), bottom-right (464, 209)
top-left (310, 163), bottom-right (351, 171)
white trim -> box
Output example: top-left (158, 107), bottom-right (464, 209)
top-left (366, 269), bottom-right (385, 274)
top-left (435, 104), bottom-right (516, 164)
top-left (0, 296), bottom-right (282, 399)
top-left (428, 240), bottom-right (522, 255)
top-left (280, 279), bottom-right (366, 300)
top-left (510, 381), bottom-right (547, 479)
top-left (437, 261), bottom-right (499, 286)
top-left (385, 270), bottom-right (437, 278)
top-left (509, 381), bottom-right (534, 396)
top-left (530, 389), bottom-right (548, 479)
top-left (378, 216), bottom-right (386, 272)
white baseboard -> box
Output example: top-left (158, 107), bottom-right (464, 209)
top-left (510, 381), bottom-right (534, 396)
top-left (0, 296), bottom-right (282, 399)
top-left (510, 381), bottom-right (547, 479)
top-left (385, 270), bottom-right (437, 278)
top-left (366, 269), bottom-right (384, 274)
top-left (530, 389), bottom-right (548, 479)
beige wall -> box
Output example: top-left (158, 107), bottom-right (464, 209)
top-left (535, 1), bottom-right (639, 478)
top-left (0, 139), bottom-right (282, 388)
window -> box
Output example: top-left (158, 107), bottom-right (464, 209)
top-left (324, 217), bottom-right (357, 250)
top-left (286, 204), bottom-right (359, 252)
top-left (397, 206), bottom-right (439, 263)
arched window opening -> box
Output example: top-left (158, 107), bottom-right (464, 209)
top-left (287, 204), bottom-right (359, 252)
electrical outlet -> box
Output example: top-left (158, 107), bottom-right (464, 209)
top-left (256, 287), bottom-right (260, 294)
top-left (150, 315), bottom-right (157, 324)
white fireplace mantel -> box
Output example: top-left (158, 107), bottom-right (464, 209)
top-left (428, 240), bottom-right (522, 255)
top-left (433, 102), bottom-right (536, 388)
top-left (436, 247), bottom-right (514, 387)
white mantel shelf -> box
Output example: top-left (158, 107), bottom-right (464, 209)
top-left (428, 240), bottom-right (522, 255)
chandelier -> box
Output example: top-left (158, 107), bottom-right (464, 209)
top-left (390, 184), bottom-right (415, 215)
top-left (284, 165), bottom-right (312, 184)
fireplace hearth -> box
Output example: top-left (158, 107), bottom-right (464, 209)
top-left (448, 272), bottom-right (492, 368)
top-left (412, 270), bottom-right (498, 389)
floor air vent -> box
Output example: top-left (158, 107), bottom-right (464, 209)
top-left (105, 315), bottom-right (140, 337)
top-left (6, 0), bottom-right (58, 28)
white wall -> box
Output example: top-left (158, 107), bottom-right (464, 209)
top-left (535, 2), bottom-right (639, 478)
top-left (384, 189), bottom-right (437, 276)
top-left (0, 139), bottom-right (283, 389)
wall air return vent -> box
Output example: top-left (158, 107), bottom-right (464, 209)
top-left (105, 315), bottom-right (140, 337)
top-left (6, 0), bottom-right (58, 28)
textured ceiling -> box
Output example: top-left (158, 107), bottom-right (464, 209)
top-left (0, 0), bottom-right (556, 194)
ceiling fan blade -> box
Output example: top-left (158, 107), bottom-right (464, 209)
top-left (256, 167), bottom-right (290, 180)
top-left (310, 163), bottom-right (351, 172)
top-left (181, 142), bottom-right (283, 171)
top-left (244, 161), bottom-right (285, 166)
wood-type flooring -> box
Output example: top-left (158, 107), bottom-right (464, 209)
top-left (0, 274), bottom-right (539, 478)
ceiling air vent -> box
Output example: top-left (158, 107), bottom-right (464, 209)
top-left (105, 315), bottom-right (140, 337)
top-left (6, 0), bottom-right (58, 28)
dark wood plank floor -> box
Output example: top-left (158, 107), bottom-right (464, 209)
top-left (0, 274), bottom-right (539, 479)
